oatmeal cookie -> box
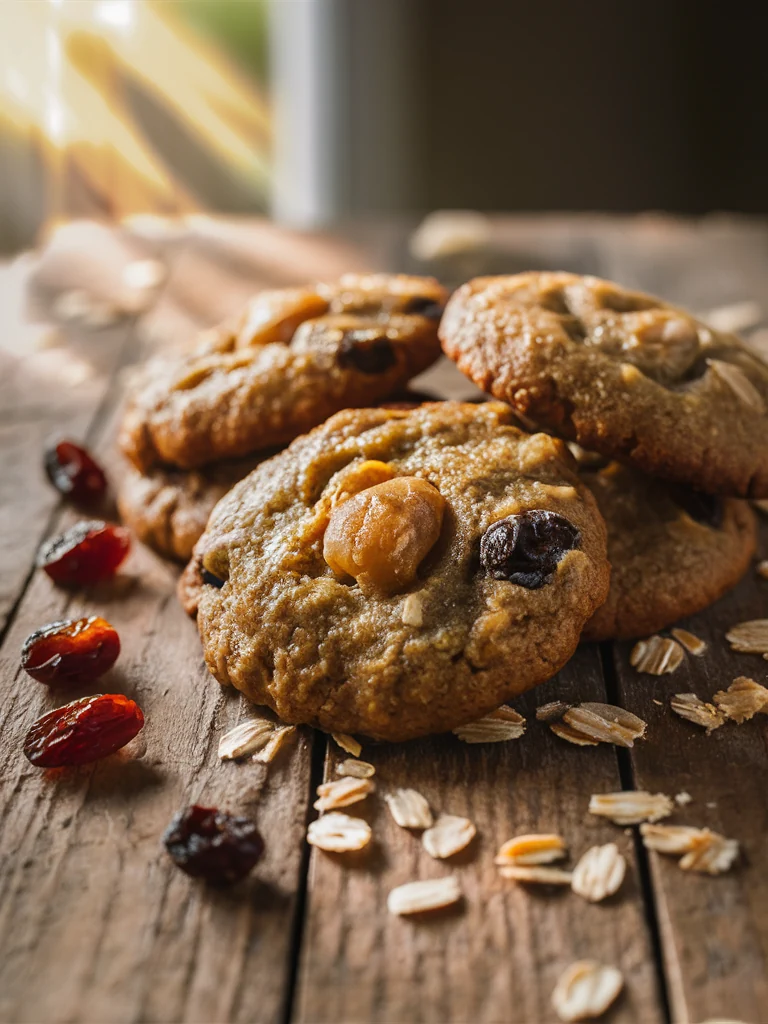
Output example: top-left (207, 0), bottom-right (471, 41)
top-left (580, 460), bottom-right (756, 641)
top-left (440, 272), bottom-right (768, 496)
top-left (120, 274), bottom-right (447, 471)
top-left (183, 401), bottom-right (610, 741)
top-left (117, 456), bottom-right (264, 562)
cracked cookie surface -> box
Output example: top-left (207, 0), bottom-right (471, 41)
top-left (117, 456), bottom-right (265, 562)
top-left (184, 401), bottom-right (609, 740)
top-left (120, 274), bottom-right (446, 472)
top-left (440, 271), bottom-right (768, 496)
top-left (580, 460), bottom-right (756, 641)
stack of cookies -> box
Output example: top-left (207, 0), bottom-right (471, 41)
top-left (118, 270), bottom-right (768, 742)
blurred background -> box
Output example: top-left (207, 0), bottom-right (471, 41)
top-left (2, 0), bottom-right (768, 254)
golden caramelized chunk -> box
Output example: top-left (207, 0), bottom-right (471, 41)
top-left (323, 476), bottom-right (445, 594)
top-left (234, 287), bottom-right (329, 348)
top-left (330, 460), bottom-right (395, 506)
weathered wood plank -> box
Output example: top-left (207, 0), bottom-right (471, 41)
top-left (613, 550), bottom-right (768, 1024)
top-left (0, 393), bottom-right (315, 1024)
top-left (296, 648), bottom-right (663, 1024)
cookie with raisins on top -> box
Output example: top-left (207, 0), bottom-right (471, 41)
top-left (119, 273), bottom-right (447, 472)
top-left (440, 271), bottom-right (768, 497)
top-left (182, 401), bottom-right (610, 741)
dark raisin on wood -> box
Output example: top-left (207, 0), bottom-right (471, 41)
top-left (23, 694), bottom-right (144, 767)
top-left (37, 521), bottom-right (130, 586)
top-left (163, 805), bottom-right (264, 886)
top-left (337, 332), bottom-right (397, 374)
top-left (480, 510), bottom-right (581, 589)
top-left (44, 440), bottom-right (107, 504)
top-left (21, 616), bottom-right (120, 685)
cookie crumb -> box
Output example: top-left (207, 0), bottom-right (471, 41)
top-left (675, 791), bottom-right (692, 806)
top-left (713, 676), bottom-right (768, 723)
top-left (401, 592), bottom-right (424, 627)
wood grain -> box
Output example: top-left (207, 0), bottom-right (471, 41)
top-left (296, 648), bottom-right (662, 1024)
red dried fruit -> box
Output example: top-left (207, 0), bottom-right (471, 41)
top-left (23, 693), bottom-right (144, 768)
top-left (21, 616), bottom-right (120, 686)
top-left (37, 520), bottom-right (130, 586)
top-left (163, 805), bottom-right (264, 886)
top-left (44, 440), bottom-right (107, 504)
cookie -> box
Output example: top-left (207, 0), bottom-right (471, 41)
top-left (440, 271), bottom-right (768, 496)
top-left (183, 401), bottom-right (610, 741)
top-left (579, 459), bottom-right (756, 641)
top-left (120, 274), bottom-right (447, 471)
top-left (117, 456), bottom-right (264, 562)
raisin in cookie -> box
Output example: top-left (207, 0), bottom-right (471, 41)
top-left (183, 401), bottom-right (610, 741)
top-left (579, 459), bottom-right (756, 641)
top-left (440, 272), bottom-right (768, 496)
top-left (120, 274), bottom-right (447, 472)
top-left (117, 456), bottom-right (264, 562)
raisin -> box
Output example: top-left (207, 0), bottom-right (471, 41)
top-left (337, 332), bottom-right (397, 374)
top-left (37, 520), bottom-right (130, 586)
top-left (163, 805), bottom-right (264, 886)
top-left (480, 510), bottom-right (581, 589)
top-left (200, 568), bottom-right (225, 588)
top-left (669, 487), bottom-right (723, 528)
top-left (23, 693), bottom-right (144, 767)
top-left (401, 296), bottom-right (445, 319)
top-left (21, 616), bottom-right (120, 686)
top-left (44, 440), bottom-right (107, 504)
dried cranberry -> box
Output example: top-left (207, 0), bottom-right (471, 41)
top-left (44, 440), bottom-right (107, 504)
top-left (23, 693), bottom-right (144, 767)
top-left (21, 616), bottom-right (120, 686)
top-left (480, 510), bottom-right (581, 589)
top-left (163, 805), bottom-right (264, 886)
top-left (402, 296), bottom-right (445, 320)
top-left (337, 332), bottom-right (397, 374)
top-left (37, 520), bottom-right (130, 586)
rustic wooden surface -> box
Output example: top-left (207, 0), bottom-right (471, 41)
top-left (0, 214), bottom-right (767, 1024)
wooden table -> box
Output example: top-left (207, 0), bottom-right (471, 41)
top-left (1, 215), bottom-right (767, 1024)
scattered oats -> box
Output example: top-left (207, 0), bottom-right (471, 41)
top-left (640, 823), bottom-right (708, 854)
top-left (307, 812), bottom-right (371, 852)
top-left (630, 635), bottom-right (684, 675)
top-left (401, 592), bottom-right (424, 626)
top-left (589, 791), bottom-right (674, 825)
top-left (756, 560), bottom-right (768, 580)
top-left (551, 960), bottom-right (624, 1023)
top-left (704, 299), bottom-right (762, 334)
top-left (675, 791), bottom-right (693, 806)
top-left (387, 876), bottom-right (462, 916)
top-left (560, 702), bottom-right (647, 748)
top-left (422, 815), bottom-right (476, 859)
top-left (452, 706), bottom-right (525, 743)
top-left (549, 721), bottom-right (599, 746)
top-left (680, 832), bottom-right (739, 875)
top-left (332, 733), bottom-right (362, 757)
top-left (498, 865), bottom-right (573, 885)
top-left (671, 628), bottom-right (707, 656)
top-left (218, 718), bottom-right (274, 760)
top-left (707, 801), bottom-right (717, 809)
top-left (708, 359), bottom-right (766, 413)
top-left (713, 676), bottom-right (768, 723)
top-left (53, 289), bottom-right (95, 322)
top-left (652, 699), bottom-right (663, 706)
top-left (670, 693), bottom-right (725, 733)
top-left (726, 618), bottom-right (768, 655)
top-left (253, 725), bottom-right (296, 763)
top-left (314, 776), bottom-right (375, 811)
top-left (536, 701), bottom-right (572, 722)
top-left (495, 833), bottom-right (567, 866)
top-left (385, 788), bottom-right (433, 829)
top-left (336, 759), bottom-right (376, 779)
top-left (571, 843), bottom-right (626, 903)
